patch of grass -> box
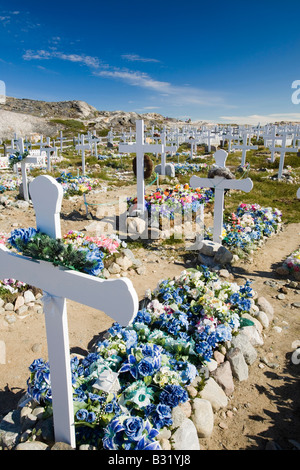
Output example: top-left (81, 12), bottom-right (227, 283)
top-left (51, 119), bottom-right (86, 133)
top-left (224, 178), bottom-right (300, 224)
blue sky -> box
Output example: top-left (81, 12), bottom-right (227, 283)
top-left (1, 0), bottom-right (300, 124)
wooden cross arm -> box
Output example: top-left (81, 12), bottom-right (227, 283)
top-left (119, 142), bottom-right (164, 154)
top-left (0, 247), bottom-right (138, 326)
top-left (189, 175), bottom-right (253, 192)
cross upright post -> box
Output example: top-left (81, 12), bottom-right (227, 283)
top-left (189, 149), bottom-right (253, 243)
top-left (268, 133), bottom-right (298, 179)
top-left (119, 120), bottom-right (164, 216)
top-left (75, 134), bottom-right (91, 175)
top-left (232, 131), bottom-right (258, 166)
top-left (0, 175), bottom-right (138, 448)
top-left (160, 129), bottom-right (177, 175)
top-left (15, 138), bottom-right (41, 202)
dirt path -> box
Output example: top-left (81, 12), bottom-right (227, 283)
top-left (0, 186), bottom-right (300, 450)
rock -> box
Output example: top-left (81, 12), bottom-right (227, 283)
top-left (198, 240), bottom-right (221, 257)
top-left (79, 444), bottom-right (98, 450)
top-left (214, 350), bottom-right (225, 364)
top-left (191, 398), bottom-right (214, 438)
top-left (240, 325), bottom-right (264, 346)
top-left (23, 290), bottom-right (36, 304)
top-left (108, 262), bottom-right (121, 274)
top-left (197, 253), bottom-right (216, 267)
top-left (256, 311), bottom-right (270, 329)
top-left (205, 359), bottom-right (218, 372)
top-left (16, 200), bottom-right (30, 210)
top-left (15, 441), bottom-right (50, 450)
top-left (218, 269), bottom-right (232, 279)
top-left (136, 266), bottom-right (146, 275)
top-left (0, 410), bottom-right (21, 449)
top-left (158, 427), bottom-right (172, 440)
top-left (21, 413), bottom-right (37, 432)
top-left (256, 296), bottom-right (274, 320)
top-left (32, 406), bottom-right (45, 420)
top-left (214, 245), bottom-right (233, 265)
top-left (226, 347), bottom-right (249, 381)
top-left (160, 438), bottom-right (172, 450)
top-left (186, 385), bottom-right (198, 398)
top-left (4, 302), bottom-right (14, 311)
top-left (115, 255), bottom-right (133, 270)
top-left (218, 421), bottom-right (228, 430)
top-left (31, 342), bottom-right (42, 353)
top-left (14, 295), bottom-right (25, 311)
top-left (51, 442), bottom-right (75, 450)
top-left (0, 298), bottom-right (4, 308)
top-left (34, 416), bottom-right (54, 442)
top-left (16, 305), bottom-right (29, 316)
top-left (199, 377), bottom-right (228, 411)
top-left (277, 293), bottom-right (285, 300)
top-left (171, 418), bottom-right (200, 450)
top-left (242, 313), bottom-right (263, 334)
top-left (171, 406), bottom-right (187, 429)
top-left (211, 360), bottom-right (234, 396)
top-left (154, 163), bottom-right (175, 177)
top-left (178, 401), bottom-right (192, 418)
top-left (127, 217), bottom-right (146, 235)
top-left (292, 302), bottom-right (300, 308)
top-left (4, 314), bottom-right (16, 324)
top-left (231, 333), bottom-right (257, 365)
top-left (122, 248), bottom-right (136, 262)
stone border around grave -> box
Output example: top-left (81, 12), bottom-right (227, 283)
top-left (0, 291), bottom-right (275, 451)
top-left (0, 289), bottom-right (44, 325)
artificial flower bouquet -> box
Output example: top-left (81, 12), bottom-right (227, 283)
top-left (25, 264), bottom-right (256, 449)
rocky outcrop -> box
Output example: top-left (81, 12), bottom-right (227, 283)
top-left (0, 96), bottom-right (205, 140)
top-left (1, 97), bottom-right (98, 120)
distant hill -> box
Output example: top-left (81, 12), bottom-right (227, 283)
top-left (0, 97), bottom-right (206, 140)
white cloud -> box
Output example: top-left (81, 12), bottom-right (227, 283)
top-left (23, 49), bottom-right (100, 68)
top-left (219, 113), bottom-right (300, 125)
top-left (121, 53), bottom-right (160, 63)
top-left (22, 48), bottom-right (227, 108)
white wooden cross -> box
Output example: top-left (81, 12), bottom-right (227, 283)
top-left (268, 132), bottom-right (298, 179)
top-left (75, 134), bottom-right (91, 175)
top-left (189, 149), bottom-right (253, 243)
top-left (222, 127), bottom-right (236, 152)
top-left (119, 120), bottom-right (164, 216)
top-left (232, 131), bottom-right (258, 166)
top-left (0, 175), bottom-right (138, 448)
top-left (15, 138), bottom-right (41, 202)
top-left (160, 129), bottom-right (177, 175)
top-left (41, 137), bottom-right (55, 172)
top-left (57, 131), bottom-right (66, 153)
top-left (107, 129), bottom-right (114, 145)
top-left (202, 128), bottom-right (213, 153)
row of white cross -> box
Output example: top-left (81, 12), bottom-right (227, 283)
top-left (1, 119), bottom-right (299, 448)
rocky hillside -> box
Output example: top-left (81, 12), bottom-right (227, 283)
top-left (0, 97), bottom-right (198, 140)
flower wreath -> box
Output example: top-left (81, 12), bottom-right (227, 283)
top-left (9, 150), bottom-right (30, 168)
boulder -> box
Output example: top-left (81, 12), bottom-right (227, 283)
top-left (211, 360), bottom-right (234, 395)
top-left (171, 418), bottom-right (200, 450)
top-left (199, 377), bottom-right (228, 411)
top-left (256, 296), bottom-right (274, 320)
top-left (226, 347), bottom-right (249, 381)
top-left (191, 398), bottom-right (214, 438)
top-left (231, 333), bottom-right (257, 365)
